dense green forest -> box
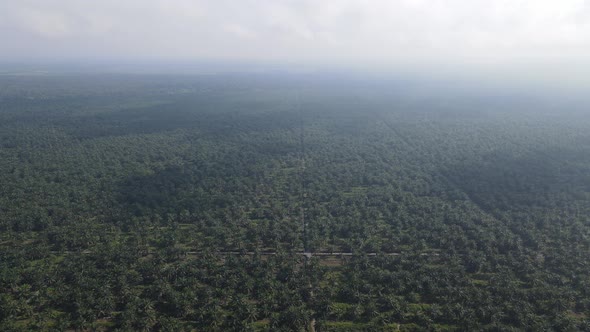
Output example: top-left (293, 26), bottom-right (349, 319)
top-left (1, 72), bottom-right (589, 331)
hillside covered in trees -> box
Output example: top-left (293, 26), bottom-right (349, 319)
top-left (1, 72), bottom-right (589, 331)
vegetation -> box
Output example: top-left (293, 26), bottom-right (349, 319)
top-left (1, 73), bottom-right (589, 331)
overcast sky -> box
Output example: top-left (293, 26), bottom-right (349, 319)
top-left (1, 0), bottom-right (590, 72)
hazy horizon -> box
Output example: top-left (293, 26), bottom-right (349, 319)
top-left (2, 1), bottom-right (590, 93)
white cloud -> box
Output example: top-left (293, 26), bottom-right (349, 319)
top-left (0, 0), bottom-right (589, 66)
top-left (14, 7), bottom-right (72, 38)
top-left (224, 24), bottom-right (257, 39)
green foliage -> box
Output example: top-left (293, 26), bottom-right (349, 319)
top-left (0, 73), bottom-right (589, 331)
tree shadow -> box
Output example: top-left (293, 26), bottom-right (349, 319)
top-left (117, 166), bottom-right (205, 217)
top-left (442, 147), bottom-right (590, 212)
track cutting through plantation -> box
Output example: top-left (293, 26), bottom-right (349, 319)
top-left (296, 92), bottom-right (309, 254)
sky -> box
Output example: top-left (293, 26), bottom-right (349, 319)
top-left (1, 0), bottom-right (590, 75)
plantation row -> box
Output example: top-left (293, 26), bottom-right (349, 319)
top-left (1, 74), bottom-right (589, 330)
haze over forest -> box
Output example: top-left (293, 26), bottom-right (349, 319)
top-left (1, 1), bottom-right (590, 331)
top-left (2, 0), bottom-right (590, 88)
